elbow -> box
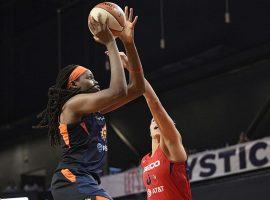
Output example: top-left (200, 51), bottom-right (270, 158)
top-left (130, 81), bottom-right (145, 96)
top-left (120, 87), bottom-right (128, 97)
top-left (109, 81), bottom-right (128, 99)
top-left (134, 85), bottom-right (145, 96)
top-left (113, 87), bottom-right (128, 98)
top-left (137, 86), bottom-right (145, 96)
top-left (166, 133), bottom-right (182, 146)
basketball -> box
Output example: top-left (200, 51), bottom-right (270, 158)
top-left (88, 2), bottom-right (126, 36)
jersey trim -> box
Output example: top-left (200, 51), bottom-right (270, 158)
top-left (59, 124), bottom-right (70, 148)
top-left (61, 169), bottom-right (76, 182)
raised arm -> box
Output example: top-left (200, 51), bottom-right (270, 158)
top-left (64, 16), bottom-right (127, 116)
top-left (101, 7), bottom-right (145, 114)
top-left (144, 79), bottom-right (187, 162)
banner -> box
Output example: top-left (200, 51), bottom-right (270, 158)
top-left (188, 137), bottom-right (270, 182)
top-left (101, 137), bottom-right (270, 198)
top-left (101, 167), bottom-right (144, 198)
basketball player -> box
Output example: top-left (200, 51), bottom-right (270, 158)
top-left (140, 79), bottom-right (192, 200)
top-left (38, 7), bottom-right (144, 200)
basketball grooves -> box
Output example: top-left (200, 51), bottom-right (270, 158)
top-left (96, 3), bottom-right (125, 27)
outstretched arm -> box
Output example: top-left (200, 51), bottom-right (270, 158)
top-left (101, 7), bottom-right (145, 114)
top-left (144, 79), bottom-right (187, 162)
top-left (65, 15), bottom-right (127, 116)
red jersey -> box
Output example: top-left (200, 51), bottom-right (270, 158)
top-left (141, 146), bottom-right (192, 200)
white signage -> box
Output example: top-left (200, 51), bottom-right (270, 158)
top-left (188, 137), bottom-right (270, 182)
top-left (101, 137), bottom-right (270, 197)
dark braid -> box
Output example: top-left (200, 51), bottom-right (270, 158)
top-left (37, 64), bottom-right (81, 146)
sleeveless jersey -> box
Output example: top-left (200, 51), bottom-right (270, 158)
top-left (57, 112), bottom-right (108, 176)
top-left (141, 146), bottom-right (192, 200)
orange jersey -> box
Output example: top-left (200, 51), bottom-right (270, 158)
top-left (141, 146), bottom-right (192, 200)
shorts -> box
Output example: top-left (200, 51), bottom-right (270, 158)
top-left (51, 168), bottom-right (112, 200)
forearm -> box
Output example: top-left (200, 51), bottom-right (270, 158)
top-left (124, 42), bottom-right (142, 72)
top-left (107, 41), bottom-right (127, 94)
top-left (144, 79), bottom-right (160, 105)
top-left (144, 79), bottom-right (179, 140)
top-left (100, 42), bottom-right (144, 114)
top-left (124, 42), bottom-right (145, 92)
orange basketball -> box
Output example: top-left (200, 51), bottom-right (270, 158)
top-left (88, 2), bottom-right (126, 36)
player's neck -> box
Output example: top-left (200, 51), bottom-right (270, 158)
top-left (151, 138), bottom-right (159, 156)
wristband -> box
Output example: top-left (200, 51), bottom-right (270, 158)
top-left (129, 66), bottom-right (143, 73)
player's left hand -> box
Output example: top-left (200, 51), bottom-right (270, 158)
top-left (89, 14), bottom-right (114, 45)
top-left (118, 6), bottom-right (138, 44)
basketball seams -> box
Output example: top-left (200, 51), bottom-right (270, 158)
top-left (88, 2), bottom-right (125, 35)
top-left (90, 7), bottom-right (123, 32)
top-left (95, 3), bottom-right (125, 27)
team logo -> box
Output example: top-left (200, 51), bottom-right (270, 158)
top-left (95, 115), bottom-right (105, 126)
top-left (146, 174), bottom-right (152, 185)
top-left (146, 174), bottom-right (158, 186)
top-left (101, 124), bottom-right (107, 141)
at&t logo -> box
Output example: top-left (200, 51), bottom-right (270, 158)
top-left (147, 186), bottom-right (164, 197)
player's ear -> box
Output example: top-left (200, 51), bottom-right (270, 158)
top-left (70, 81), bottom-right (77, 88)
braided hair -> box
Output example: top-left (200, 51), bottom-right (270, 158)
top-left (38, 64), bottom-right (81, 146)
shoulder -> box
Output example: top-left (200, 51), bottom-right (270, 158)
top-left (159, 141), bottom-right (187, 163)
top-left (61, 94), bottom-right (90, 124)
top-left (63, 93), bottom-right (95, 114)
top-left (64, 93), bottom-right (91, 108)
top-left (141, 153), bottom-right (150, 167)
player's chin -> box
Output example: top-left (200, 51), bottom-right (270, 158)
top-left (93, 85), bottom-right (100, 91)
top-left (82, 85), bottom-right (100, 93)
top-left (90, 85), bottom-right (101, 93)
top-left (152, 131), bottom-right (160, 137)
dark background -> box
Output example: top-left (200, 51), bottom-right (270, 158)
top-left (1, 0), bottom-right (270, 193)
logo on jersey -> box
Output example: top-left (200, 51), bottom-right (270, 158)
top-left (101, 124), bottom-right (107, 141)
top-left (146, 175), bottom-right (151, 185)
top-left (146, 174), bottom-right (157, 185)
top-left (95, 115), bottom-right (105, 126)
top-left (97, 143), bottom-right (108, 152)
top-left (144, 160), bottom-right (160, 172)
top-left (147, 186), bottom-right (164, 197)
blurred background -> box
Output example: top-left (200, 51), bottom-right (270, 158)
top-left (1, 0), bottom-right (270, 199)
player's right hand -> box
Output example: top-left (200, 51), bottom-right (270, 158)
top-left (88, 14), bottom-right (114, 45)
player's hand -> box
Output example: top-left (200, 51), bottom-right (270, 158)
top-left (88, 14), bottom-right (114, 45)
top-left (105, 51), bottom-right (130, 70)
top-left (118, 6), bottom-right (138, 44)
